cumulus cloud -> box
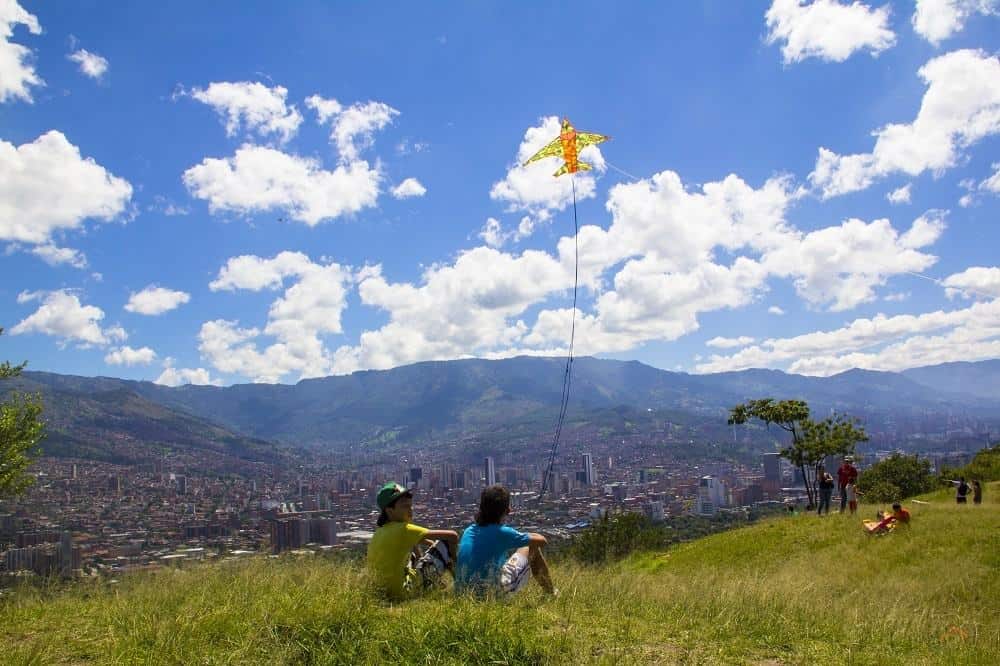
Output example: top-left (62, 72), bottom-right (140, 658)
top-left (980, 163), bottom-right (1000, 193)
top-left (188, 81), bottom-right (303, 143)
top-left (768, 305), bottom-right (786, 315)
top-left (762, 213), bottom-right (945, 311)
top-left (809, 49), bottom-right (1000, 198)
top-left (0, 0), bottom-right (42, 103)
top-left (104, 345), bottom-right (157, 366)
top-left (200, 253), bottom-right (353, 382)
top-left (11, 289), bottom-right (126, 346)
top-left (68, 48), bottom-right (108, 80)
top-left (707, 336), bottom-right (756, 348)
top-left (696, 297), bottom-right (1000, 375)
top-left (29, 243), bottom-right (88, 269)
top-left (490, 116), bottom-right (606, 229)
top-left (765, 0), bottom-right (896, 64)
top-left (183, 144), bottom-right (381, 225)
top-left (391, 177), bottom-right (426, 199)
top-left (887, 184), bottom-right (912, 204)
top-left (912, 0), bottom-right (998, 45)
top-left (306, 95), bottom-right (399, 161)
top-left (155, 358), bottom-right (222, 387)
top-left (942, 266), bottom-right (1000, 299)
top-left (478, 217), bottom-right (510, 249)
top-left (124, 285), bottom-right (191, 315)
top-left (0, 131), bottom-right (133, 244)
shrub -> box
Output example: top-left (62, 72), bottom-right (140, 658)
top-left (857, 453), bottom-right (935, 502)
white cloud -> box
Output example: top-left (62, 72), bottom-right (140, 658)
top-left (200, 254), bottom-right (353, 382)
top-left (980, 163), bottom-right (1000, 193)
top-left (124, 286), bottom-right (191, 315)
top-left (810, 49), bottom-right (1000, 198)
top-left (188, 81), bottom-right (303, 143)
top-left (768, 305), bottom-right (786, 315)
top-left (68, 48), bottom-right (108, 80)
top-left (0, 0), bottom-right (41, 103)
top-left (104, 345), bottom-right (157, 366)
top-left (307, 95), bottom-right (399, 161)
top-left (765, 0), bottom-right (896, 64)
top-left (29, 243), bottom-right (87, 268)
top-left (155, 358), bottom-right (222, 387)
top-left (10, 289), bottom-right (126, 346)
top-left (884, 291), bottom-right (910, 301)
top-left (489, 116), bottom-right (606, 228)
top-left (210, 250), bottom-right (315, 291)
top-left (478, 217), bottom-right (510, 249)
top-left (887, 183), bottom-right (912, 204)
top-left (183, 145), bottom-right (381, 225)
top-left (762, 213), bottom-right (945, 311)
top-left (707, 336), bottom-right (756, 348)
top-left (391, 177), bottom-right (426, 199)
top-left (942, 266), bottom-right (1000, 299)
top-left (696, 297), bottom-right (1000, 375)
top-left (912, 0), bottom-right (998, 45)
top-left (0, 131), bottom-right (133, 244)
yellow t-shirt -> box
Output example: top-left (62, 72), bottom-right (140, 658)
top-left (366, 521), bottom-right (429, 599)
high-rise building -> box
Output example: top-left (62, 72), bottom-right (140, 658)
top-left (452, 470), bottom-right (466, 489)
top-left (409, 467), bottom-right (422, 487)
top-left (484, 457), bottom-right (496, 486)
top-left (644, 500), bottom-right (665, 523)
top-left (763, 453), bottom-right (781, 482)
top-left (696, 476), bottom-right (726, 516)
top-left (71, 464), bottom-right (78, 480)
top-left (582, 453), bottom-right (594, 485)
top-left (176, 475), bottom-right (187, 495)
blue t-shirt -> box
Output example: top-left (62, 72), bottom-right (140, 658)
top-left (455, 523), bottom-right (531, 593)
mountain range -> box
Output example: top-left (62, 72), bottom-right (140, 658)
top-left (4, 356), bottom-right (999, 463)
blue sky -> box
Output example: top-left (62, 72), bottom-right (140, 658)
top-left (2, 0), bottom-right (999, 385)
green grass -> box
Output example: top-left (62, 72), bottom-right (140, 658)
top-left (3, 484), bottom-right (998, 665)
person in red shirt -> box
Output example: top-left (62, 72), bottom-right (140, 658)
top-left (865, 503), bottom-right (910, 534)
top-left (837, 456), bottom-right (858, 513)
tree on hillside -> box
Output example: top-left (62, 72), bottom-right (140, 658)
top-left (728, 399), bottom-right (868, 507)
top-left (939, 445), bottom-right (1000, 485)
top-left (857, 453), bottom-right (934, 502)
top-left (1, 328), bottom-right (44, 498)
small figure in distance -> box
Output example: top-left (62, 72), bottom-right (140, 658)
top-left (837, 456), bottom-right (858, 514)
top-left (950, 477), bottom-right (970, 505)
top-left (845, 481), bottom-right (859, 515)
top-left (817, 468), bottom-right (835, 516)
top-left (366, 482), bottom-right (459, 600)
top-left (455, 484), bottom-right (555, 597)
top-left (971, 479), bottom-right (982, 505)
top-left (865, 502), bottom-right (910, 534)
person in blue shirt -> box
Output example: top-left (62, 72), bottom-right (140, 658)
top-left (456, 484), bottom-right (555, 597)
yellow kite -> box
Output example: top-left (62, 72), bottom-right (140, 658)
top-left (522, 118), bottom-right (610, 177)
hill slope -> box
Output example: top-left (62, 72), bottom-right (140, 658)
top-left (18, 356), bottom-right (1000, 454)
top-left (3, 485), bottom-right (997, 664)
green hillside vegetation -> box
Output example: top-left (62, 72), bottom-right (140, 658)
top-left (3, 485), bottom-right (997, 664)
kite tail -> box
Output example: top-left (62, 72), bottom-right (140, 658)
top-left (539, 176), bottom-right (579, 501)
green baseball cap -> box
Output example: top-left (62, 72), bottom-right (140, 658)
top-left (377, 482), bottom-right (410, 510)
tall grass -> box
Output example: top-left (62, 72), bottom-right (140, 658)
top-left (3, 484), bottom-right (998, 665)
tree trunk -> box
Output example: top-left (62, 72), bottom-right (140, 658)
top-left (800, 464), bottom-right (814, 507)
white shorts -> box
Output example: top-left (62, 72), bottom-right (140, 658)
top-left (499, 551), bottom-right (531, 594)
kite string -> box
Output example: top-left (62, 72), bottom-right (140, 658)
top-left (539, 176), bottom-right (579, 500)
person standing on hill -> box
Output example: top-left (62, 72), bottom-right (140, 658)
top-left (971, 480), bottom-right (982, 505)
top-left (366, 482), bottom-right (459, 600)
top-left (950, 477), bottom-right (970, 505)
top-left (837, 456), bottom-right (858, 513)
top-left (455, 484), bottom-right (555, 597)
top-left (817, 469), bottom-right (835, 515)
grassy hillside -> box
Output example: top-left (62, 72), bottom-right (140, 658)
top-left (3, 485), bottom-right (998, 664)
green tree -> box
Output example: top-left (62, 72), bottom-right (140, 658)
top-left (1, 327), bottom-right (44, 498)
top-left (940, 445), bottom-right (1000, 484)
top-left (856, 453), bottom-right (935, 502)
top-left (728, 399), bottom-right (868, 507)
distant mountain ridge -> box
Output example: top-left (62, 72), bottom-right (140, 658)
top-left (9, 356), bottom-right (1000, 461)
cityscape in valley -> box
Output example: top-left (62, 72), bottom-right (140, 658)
top-left (2, 357), bottom-right (995, 580)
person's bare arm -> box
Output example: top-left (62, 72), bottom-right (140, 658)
top-left (527, 533), bottom-right (547, 550)
top-left (423, 529), bottom-right (459, 560)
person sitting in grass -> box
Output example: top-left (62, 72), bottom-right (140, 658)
top-left (455, 484), bottom-right (555, 597)
top-left (865, 502), bottom-right (910, 534)
top-left (366, 482), bottom-right (458, 600)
